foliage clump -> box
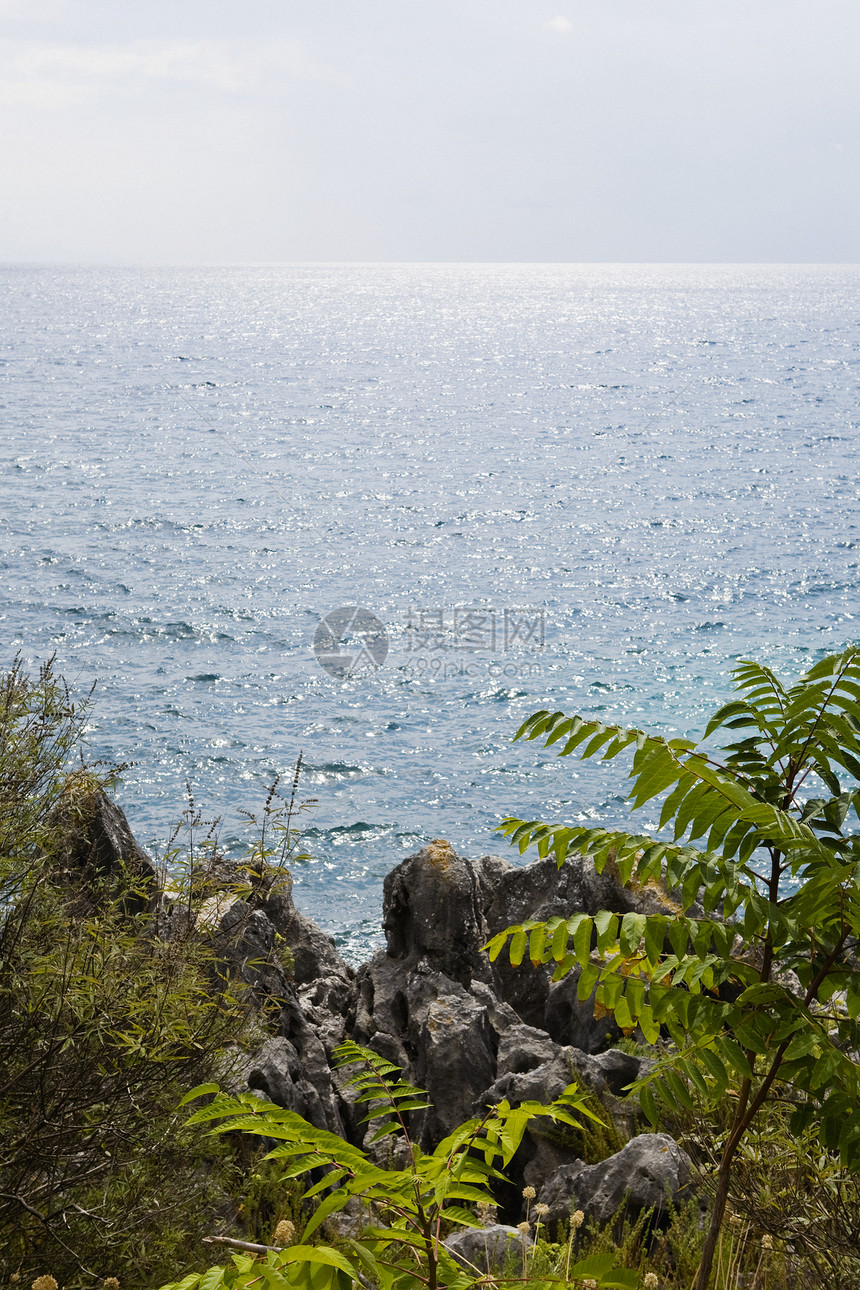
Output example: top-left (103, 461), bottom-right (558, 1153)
top-left (490, 648), bottom-right (860, 1290)
top-left (162, 1041), bottom-right (637, 1290)
top-left (0, 658), bottom-right (264, 1284)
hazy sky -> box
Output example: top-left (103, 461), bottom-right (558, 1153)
top-left (1, 0), bottom-right (858, 262)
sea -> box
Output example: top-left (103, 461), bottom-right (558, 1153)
top-left (2, 263), bottom-right (859, 962)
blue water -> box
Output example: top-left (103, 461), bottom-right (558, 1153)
top-left (2, 263), bottom-right (859, 961)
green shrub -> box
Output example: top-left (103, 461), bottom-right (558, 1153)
top-left (0, 659), bottom-right (260, 1284)
top-left (161, 1042), bottom-right (638, 1290)
top-left (489, 648), bottom-right (860, 1290)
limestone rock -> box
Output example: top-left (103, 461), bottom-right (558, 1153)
top-left (382, 841), bottom-right (512, 985)
top-left (232, 1034), bottom-right (344, 1135)
top-left (538, 1133), bottom-right (694, 1227)
top-left (444, 1224), bottom-right (530, 1275)
top-left (354, 952), bottom-right (498, 1146)
top-left (260, 885), bottom-right (357, 1053)
top-left (55, 789), bottom-right (159, 914)
top-left (593, 1049), bottom-right (644, 1097)
top-left (377, 842), bottom-right (682, 1054)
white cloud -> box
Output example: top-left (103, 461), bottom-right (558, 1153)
top-left (12, 42), bottom-right (243, 91)
top-left (0, 37), bottom-right (346, 110)
top-left (545, 16), bottom-right (573, 34)
top-left (0, 75), bottom-right (90, 108)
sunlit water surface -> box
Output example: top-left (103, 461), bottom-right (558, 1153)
top-left (2, 264), bottom-right (858, 961)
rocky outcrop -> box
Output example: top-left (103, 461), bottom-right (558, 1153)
top-left (54, 789), bottom-right (160, 914)
top-left (84, 799), bottom-right (695, 1233)
top-left (352, 956), bottom-right (501, 1146)
top-left (344, 840), bottom-right (669, 1190)
top-left (444, 1224), bottom-right (530, 1274)
top-left (259, 881), bottom-right (357, 1054)
top-left (381, 840), bottom-right (510, 986)
top-left (211, 883), bottom-right (355, 1135)
top-left (537, 1133), bottom-right (695, 1227)
top-left (354, 842), bottom-right (667, 1107)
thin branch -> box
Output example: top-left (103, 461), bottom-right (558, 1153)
top-left (202, 1235), bottom-right (286, 1254)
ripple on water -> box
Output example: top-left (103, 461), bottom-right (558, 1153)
top-left (2, 263), bottom-right (859, 961)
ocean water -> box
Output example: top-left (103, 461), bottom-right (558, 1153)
top-left (2, 263), bottom-right (859, 962)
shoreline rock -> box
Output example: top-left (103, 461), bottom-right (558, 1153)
top-left (74, 802), bottom-right (693, 1228)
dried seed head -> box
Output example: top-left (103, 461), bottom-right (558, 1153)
top-left (729, 1214), bottom-right (744, 1228)
top-left (103, 1280), bottom-right (120, 1290)
top-left (644, 1274), bottom-right (659, 1289)
top-left (570, 1208), bottom-right (585, 1229)
top-left (32, 1278), bottom-right (58, 1290)
top-left (522, 1186), bottom-right (536, 1199)
top-left (582, 1281), bottom-right (598, 1290)
top-left (273, 1219), bottom-right (296, 1245)
top-left (517, 1221), bottom-right (531, 1235)
top-left (534, 1203), bottom-right (550, 1217)
top-left (761, 1234), bottom-right (773, 1250)
top-left (476, 1202), bottom-right (497, 1225)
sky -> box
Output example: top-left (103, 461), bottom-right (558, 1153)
top-left (0, 0), bottom-right (858, 263)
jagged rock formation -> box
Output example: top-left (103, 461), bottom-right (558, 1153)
top-left (54, 788), bottom-right (160, 914)
top-left (72, 803), bottom-right (694, 1228)
top-left (444, 1224), bottom-right (531, 1274)
top-left (536, 1133), bottom-right (695, 1227)
top-left (218, 836), bottom-right (689, 1211)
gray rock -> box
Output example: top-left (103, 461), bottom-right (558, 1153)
top-left (535, 1161), bottom-right (588, 1226)
top-left (216, 901), bottom-right (294, 1013)
top-left (214, 902), bottom-right (346, 1135)
top-left (262, 887), bottom-right (357, 1053)
top-left (376, 842), bottom-right (682, 1055)
top-left (55, 790), bottom-right (159, 915)
top-left (354, 952), bottom-right (498, 1146)
top-left (444, 1224), bottom-right (531, 1275)
top-left (415, 988), bottom-right (497, 1142)
top-left (486, 851), bottom-right (638, 935)
top-left (382, 841), bottom-right (512, 985)
top-left (538, 1133), bottom-right (694, 1227)
top-left (233, 1028), bottom-right (345, 1137)
top-left (481, 1052), bottom-right (582, 1110)
top-left (522, 1140), bottom-right (585, 1195)
top-left (495, 1023), bottom-right (561, 1077)
top-left (349, 842), bottom-right (670, 1156)
top-left (485, 852), bottom-right (692, 1051)
top-left (593, 1049), bottom-right (643, 1097)
top-left (485, 1025), bottom-right (607, 1104)
top-left (262, 885), bottom-right (354, 991)
top-left (476, 1027), bottom-right (610, 1197)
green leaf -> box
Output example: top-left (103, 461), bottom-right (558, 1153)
top-left (509, 926), bottom-right (527, 967)
top-left (179, 1082), bottom-right (221, 1107)
top-left (197, 1269), bottom-right (225, 1290)
top-left (699, 1047), bottom-right (728, 1094)
top-left (644, 916), bottom-right (667, 965)
top-left (276, 1246), bottom-right (358, 1278)
top-left (619, 911), bottom-right (646, 956)
top-left (594, 909), bottom-right (618, 953)
top-left (715, 1036), bottom-right (754, 1081)
top-left (572, 913), bottom-right (593, 964)
top-left (577, 961), bottom-right (600, 1001)
top-left (301, 1190), bottom-right (351, 1242)
top-left (638, 1078), bottom-right (659, 1125)
top-left (529, 922), bottom-right (547, 965)
top-left (614, 993), bottom-right (633, 1030)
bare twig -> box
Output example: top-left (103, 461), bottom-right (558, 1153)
top-left (202, 1235), bottom-right (284, 1254)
